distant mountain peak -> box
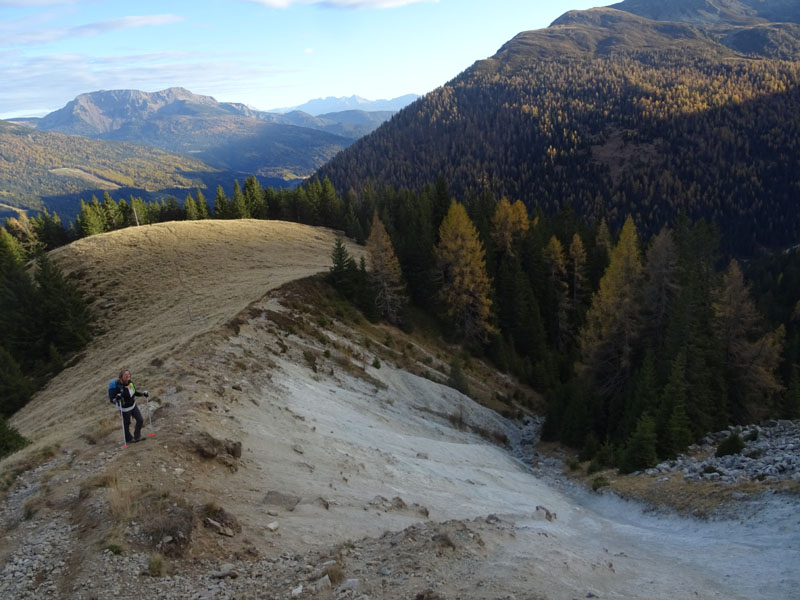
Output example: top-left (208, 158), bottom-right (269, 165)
top-left (271, 94), bottom-right (419, 116)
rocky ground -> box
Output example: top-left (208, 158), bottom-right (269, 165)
top-left (2, 221), bottom-right (799, 600)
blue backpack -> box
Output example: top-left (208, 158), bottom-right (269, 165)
top-left (108, 378), bottom-right (119, 403)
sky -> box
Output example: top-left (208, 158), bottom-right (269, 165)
top-left (0, 0), bottom-right (608, 119)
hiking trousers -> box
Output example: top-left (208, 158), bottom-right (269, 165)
top-left (122, 406), bottom-right (143, 442)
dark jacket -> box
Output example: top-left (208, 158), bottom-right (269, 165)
top-left (108, 379), bottom-right (144, 412)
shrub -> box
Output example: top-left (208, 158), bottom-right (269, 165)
top-left (372, 357), bottom-right (381, 369)
top-left (587, 459), bottom-right (604, 475)
top-left (0, 415), bottom-right (29, 459)
top-left (447, 359), bottom-right (470, 396)
top-left (591, 476), bottom-right (609, 492)
top-left (147, 552), bottom-right (168, 577)
top-left (743, 429), bottom-right (759, 442)
top-left (303, 350), bottom-right (318, 372)
top-left (106, 544), bottom-right (124, 555)
top-left (716, 433), bottom-right (745, 457)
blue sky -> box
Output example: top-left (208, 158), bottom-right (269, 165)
top-left (0, 0), bottom-right (608, 119)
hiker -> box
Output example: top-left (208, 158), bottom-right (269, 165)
top-left (108, 368), bottom-right (148, 443)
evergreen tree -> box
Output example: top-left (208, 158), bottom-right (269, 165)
top-left (162, 195), bottom-right (183, 222)
top-left (130, 196), bottom-right (149, 225)
top-left (195, 188), bottom-right (210, 219)
top-left (33, 254), bottom-right (92, 356)
top-left (118, 198), bottom-right (133, 226)
top-left (184, 193), bottom-right (199, 220)
top-left (0, 346), bottom-right (34, 417)
top-left (294, 186), bottom-right (318, 224)
top-left (494, 257), bottom-right (546, 359)
top-left (713, 259), bottom-right (785, 422)
top-left (231, 180), bottom-right (249, 219)
top-left (620, 350), bottom-right (659, 441)
top-left (329, 237), bottom-right (353, 288)
top-left (319, 177), bottom-right (342, 228)
top-left (102, 192), bottom-right (122, 231)
top-left (0, 230), bottom-right (37, 364)
top-left (567, 233), bottom-right (588, 334)
top-left (214, 185), bottom-right (230, 219)
top-left (244, 176), bottom-right (268, 219)
top-left (435, 201), bottom-right (494, 343)
top-left (76, 197), bottom-right (106, 237)
top-left (31, 209), bottom-right (69, 250)
top-left (0, 414), bottom-right (28, 459)
top-left (544, 235), bottom-right (570, 351)
top-left (642, 227), bottom-right (680, 353)
top-left (659, 352), bottom-right (694, 457)
top-left (663, 217), bottom-right (726, 433)
top-left (366, 214), bottom-right (407, 324)
top-left (619, 413), bottom-right (658, 474)
top-left (579, 215), bottom-right (643, 397)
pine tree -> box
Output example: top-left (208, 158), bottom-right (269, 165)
top-left (162, 195), bottom-right (183, 222)
top-left (33, 254), bottom-right (92, 356)
top-left (76, 197), bottom-right (106, 237)
top-left (0, 413), bottom-right (28, 459)
top-left (579, 215), bottom-right (643, 397)
top-left (131, 196), bottom-right (149, 225)
top-left (619, 413), bottom-right (658, 474)
top-left (544, 235), bottom-right (570, 351)
top-left (663, 217), bottom-right (726, 433)
top-left (319, 177), bottom-right (342, 228)
top-left (184, 193), bottom-right (198, 220)
top-left (568, 233), bottom-right (588, 333)
top-left (329, 237), bottom-right (353, 287)
top-left (214, 185), bottom-right (230, 219)
top-left (102, 192), bottom-right (122, 231)
top-left (659, 352), bottom-right (694, 457)
top-left (713, 259), bottom-right (785, 421)
top-left (435, 201), bottom-right (494, 343)
top-left (231, 180), bottom-right (249, 219)
top-left (195, 188), bottom-right (210, 219)
top-left (366, 214), bottom-right (407, 324)
top-left (0, 346), bottom-right (34, 417)
top-left (244, 176), bottom-right (268, 219)
top-left (31, 209), bottom-right (69, 250)
top-left (621, 350), bottom-right (658, 441)
top-left (643, 227), bottom-right (680, 352)
top-left (0, 229), bottom-right (36, 364)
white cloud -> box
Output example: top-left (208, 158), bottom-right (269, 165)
top-left (303, 48), bottom-right (314, 53)
top-left (0, 49), bottom-right (294, 118)
top-left (247, 0), bottom-right (435, 8)
top-left (1, 14), bottom-right (184, 46)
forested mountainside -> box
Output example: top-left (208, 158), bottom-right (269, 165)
top-left (316, 4), bottom-right (800, 256)
top-left (0, 120), bottom-right (212, 214)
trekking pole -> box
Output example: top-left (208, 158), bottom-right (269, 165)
top-left (146, 397), bottom-right (155, 437)
top-left (118, 402), bottom-right (129, 448)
